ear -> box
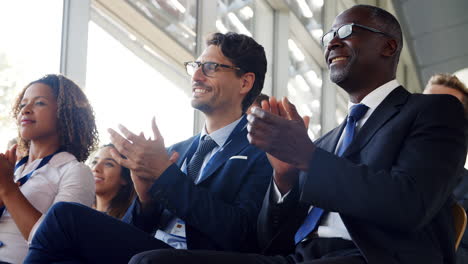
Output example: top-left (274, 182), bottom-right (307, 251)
top-left (381, 38), bottom-right (398, 57)
top-left (239, 72), bottom-right (255, 95)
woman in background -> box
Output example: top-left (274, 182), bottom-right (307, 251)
top-left (91, 144), bottom-right (135, 219)
top-left (0, 74), bottom-right (98, 263)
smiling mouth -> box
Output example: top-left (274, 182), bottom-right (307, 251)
top-left (193, 88), bottom-right (209, 94)
top-left (94, 176), bottom-right (104, 181)
top-left (330, 57), bottom-right (348, 64)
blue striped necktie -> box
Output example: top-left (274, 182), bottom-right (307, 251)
top-left (187, 136), bottom-right (218, 182)
top-left (293, 103), bottom-right (369, 244)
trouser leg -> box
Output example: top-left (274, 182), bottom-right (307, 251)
top-left (24, 202), bottom-right (170, 264)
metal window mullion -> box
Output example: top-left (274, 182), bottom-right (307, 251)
top-left (60, 0), bottom-right (91, 89)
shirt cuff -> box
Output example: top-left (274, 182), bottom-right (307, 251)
top-left (272, 180), bottom-right (292, 204)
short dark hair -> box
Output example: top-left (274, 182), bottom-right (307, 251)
top-left (206, 32), bottom-right (267, 112)
top-left (352, 5), bottom-right (403, 64)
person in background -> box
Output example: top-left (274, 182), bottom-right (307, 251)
top-left (424, 73), bottom-right (468, 264)
top-left (91, 144), bottom-right (135, 219)
top-left (0, 74), bottom-right (98, 263)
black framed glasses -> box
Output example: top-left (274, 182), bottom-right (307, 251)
top-left (321, 23), bottom-right (394, 47)
top-left (184, 61), bottom-right (242, 77)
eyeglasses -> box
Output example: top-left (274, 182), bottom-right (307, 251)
top-left (321, 23), bottom-right (393, 47)
top-left (184, 61), bottom-right (242, 77)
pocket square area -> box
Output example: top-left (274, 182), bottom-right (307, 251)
top-left (229, 155), bottom-right (248, 160)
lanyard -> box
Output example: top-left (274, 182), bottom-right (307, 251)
top-left (0, 150), bottom-right (62, 218)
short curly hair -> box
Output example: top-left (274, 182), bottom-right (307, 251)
top-left (12, 74), bottom-right (98, 162)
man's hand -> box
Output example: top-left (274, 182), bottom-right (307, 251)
top-left (247, 97), bottom-right (315, 194)
top-left (108, 118), bottom-right (175, 203)
top-left (130, 151), bottom-right (179, 205)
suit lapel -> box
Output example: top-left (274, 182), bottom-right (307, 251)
top-left (197, 116), bottom-right (249, 184)
top-left (176, 135), bottom-right (200, 168)
top-left (343, 86), bottom-right (410, 157)
top-left (316, 120), bottom-right (346, 153)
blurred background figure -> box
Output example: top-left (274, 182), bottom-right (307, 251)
top-left (424, 73), bottom-right (468, 264)
top-left (91, 144), bottom-right (135, 219)
top-left (424, 73), bottom-right (468, 119)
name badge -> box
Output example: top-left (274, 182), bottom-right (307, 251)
top-left (169, 219), bottom-right (186, 238)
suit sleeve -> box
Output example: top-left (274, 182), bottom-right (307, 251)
top-left (257, 178), bottom-right (306, 254)
top-left (301, 95), bottom-right (467, 231)
top-left (147, 151), bottom-right (272, 251)
top-left (121, 146), bottom-right (176, 232)
top-left (121, 197), bottom-right (164, 233)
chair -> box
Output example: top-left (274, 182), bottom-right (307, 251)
top-left (453, 202), bottom-right (467, 250)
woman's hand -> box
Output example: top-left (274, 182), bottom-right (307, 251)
top-left (0, 146), bottom-right (18, 199)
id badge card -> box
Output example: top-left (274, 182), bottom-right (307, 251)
top-left (169, 219), bottom-right (186, 239)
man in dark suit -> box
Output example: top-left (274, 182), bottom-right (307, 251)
top-left (23, 32), bottom-right (272, 263)
top-left (129, 5), bottom-right (467, 264)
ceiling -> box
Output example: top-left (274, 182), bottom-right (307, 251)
top-left (391, 0), bottom-right (468, 86)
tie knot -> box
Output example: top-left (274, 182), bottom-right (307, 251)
top-left (197, 136), bottom-right (218, 156)
top-left (348, 104), bottom-right (369, 122)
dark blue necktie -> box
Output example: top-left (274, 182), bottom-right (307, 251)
top-left (187, 136), bottom-right (218, 182)
top-left (294, 103), bottom-right (369, 244)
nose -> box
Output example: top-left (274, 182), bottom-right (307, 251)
top-left (92, 163), bottom-right (102, 173)
top-left (191, 64), bottom-right (206, 82)
top-left (326, 34), bottom-right (343, 51)
top-left (21, 103), bottom-right (32, 115)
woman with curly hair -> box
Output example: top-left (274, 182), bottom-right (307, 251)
top-left (0, 74), bottom-right (98, 263)
top-left (91, 144), bottom-right (135, 219)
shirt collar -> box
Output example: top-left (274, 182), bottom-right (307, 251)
top-left (200, 115), bottom-right (244, 147)
top-left (347, 79), bottom-right (400, 112)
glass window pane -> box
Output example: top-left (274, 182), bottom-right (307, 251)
top-left (126, 0), bottom-right (198, 54)
top-left (286, 0), bottom-right (324, 42)
top-left (216, 0), bottom-right (254, 36)
top-left (0, 1), bottom-right (63, 150)
top-left (86, 21), bottom-right (193, 146)
top-left (287, 38), bottom-right (322, 140)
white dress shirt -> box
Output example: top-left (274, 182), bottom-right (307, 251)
top-left (0, 152), bottom-right (95, 264)
top-left (274, 79), bottom-right (400, 241)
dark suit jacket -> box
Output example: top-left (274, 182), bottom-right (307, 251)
top-left (123, 116), bottom-right (272, 252)
top-left (258, 87), bottom-right (467, 264)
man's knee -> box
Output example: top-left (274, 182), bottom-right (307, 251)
top-left (49, 202), bottom-right (88, 216)
top-left (129, 249), bottom-right (179, 264)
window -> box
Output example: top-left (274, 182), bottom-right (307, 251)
top-left (86, 20), bottom-right (193, 147)
top-left (0, 1), bottom-right (63, 150)
top-left (126, 0), bottom-right (198, 54)
top-left (286, 0), bottom-right (324, 42)
top-left (217, 0), bottom-right (255, 36)
top-left (287, 37), bottom-right (322, 140)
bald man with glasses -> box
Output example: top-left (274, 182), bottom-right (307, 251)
top-left (24, 32), bottom-right (272, 263)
